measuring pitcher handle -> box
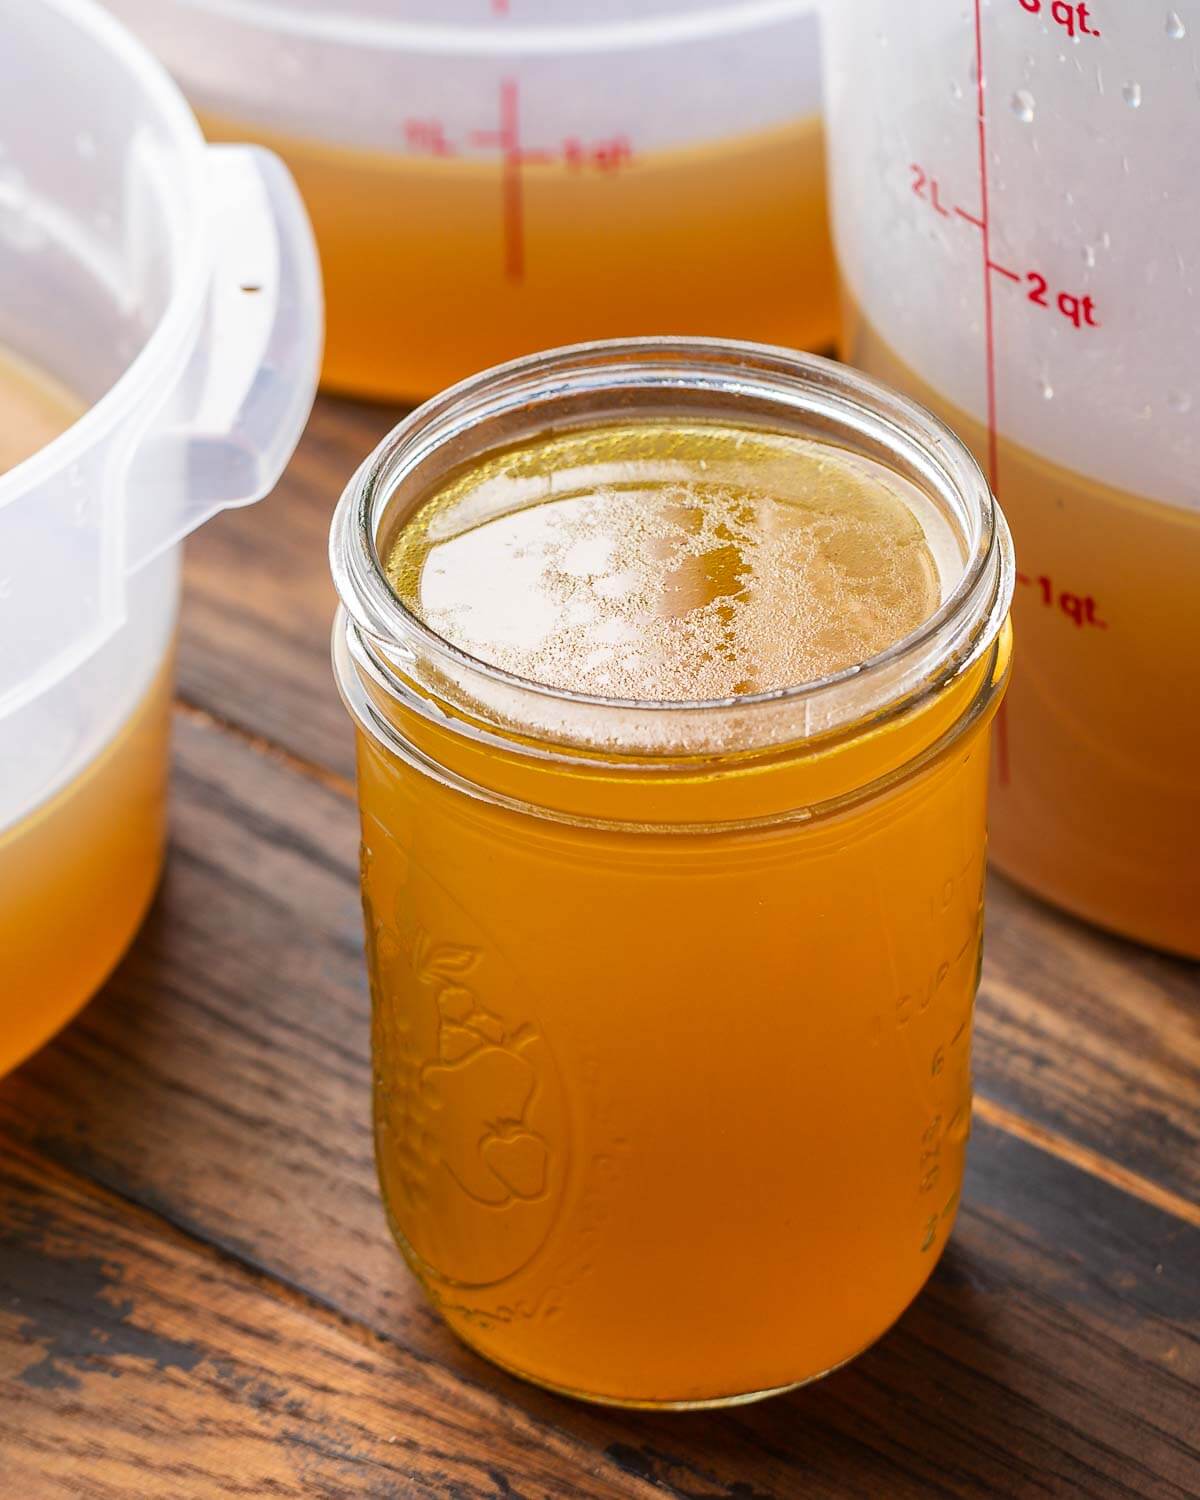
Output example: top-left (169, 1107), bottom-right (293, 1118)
top-left (123, 144), bottom-right (323, 571)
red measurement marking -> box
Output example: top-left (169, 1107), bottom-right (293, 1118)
top-left (1018, 570), bottom-right (1107, 624)
top-left (404, 118), bottom-right (456, 156)
top-left (413, 84), bottom-right (634, 281)
top-left (972, 1), bottom-right (999, 499)
top-left (1018, 0), bottom-right (1100, 40)
top-left (464, 81), bottom-right (633, 281)
top-left (955, 206), bottom-right (984, 229)
top-left (1026, 273), bottom-right (1100, 328)
top-left (469, 77), bottom-right (541, 282)
top-left (911, 164), bottom-right (951, 216)
top-left (972, 0), bottom-right (1012, 788)
top-left (564, 135), bottom-right (633, 172)
top-left (1032, 574), bottom-right (1108, 626)
top-left (492, 0), bottom-right (510, 14)
top-left (990, 261), bottom-right (1021, 282)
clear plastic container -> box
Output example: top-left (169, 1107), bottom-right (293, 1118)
top-left (823, 1), bottom-right (1200, 956)
top-left (0, 0), bottom-right (322, 1074)
top-left (104, 0), bottom-right (833, 401)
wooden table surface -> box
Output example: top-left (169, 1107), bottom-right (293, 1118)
top-left (1, 392), bottom-right (1197, 1499)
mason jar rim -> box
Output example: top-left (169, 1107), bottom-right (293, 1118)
top-left (330, 338), bottom-right (1013, 765)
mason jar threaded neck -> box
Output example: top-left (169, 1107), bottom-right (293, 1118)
top-left (331, 338), bottom-right (1012, 785)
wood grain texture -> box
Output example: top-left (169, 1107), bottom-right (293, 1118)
top-left (0, 1143), bottom-right (662, 1500)
top-left (977, 886), bottom-right (1200, 1209)
top-left (178, 396), bottom-right (1200, 1209)
top-left (2, 709), bottom-right (1196, 1499)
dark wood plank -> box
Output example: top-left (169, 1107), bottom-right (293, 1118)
top-left (0, 1142), bottom-right (663, 1500)
top-left (977, 883), bottom-right (1200, 1212)
top-left (2, 712), bottom-right (1196, 1500)
top-left (179, 395), bottom-right (1200, 1210)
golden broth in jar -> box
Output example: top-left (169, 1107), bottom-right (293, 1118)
top-left (332, 343), bottom-right (1013, 1407)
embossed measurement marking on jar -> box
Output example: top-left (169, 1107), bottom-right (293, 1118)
top-left (403, 79), bottom-right (634, 281)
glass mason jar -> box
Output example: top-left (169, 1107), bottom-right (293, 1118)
top-left (330, 340), bottom-right (1014, 1409)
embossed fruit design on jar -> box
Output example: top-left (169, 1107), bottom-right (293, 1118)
top-left (365, 833), bottom-right (568, 1291)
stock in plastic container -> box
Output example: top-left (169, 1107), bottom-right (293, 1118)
top-left (824, 0), bottom-right (1200, 955)
top-left (0, 0), bottom-right (322, 1075)
top-left (331, 339), bottom-right (1014, 1408)
top-left (105, 0), bottom-right (834, 402)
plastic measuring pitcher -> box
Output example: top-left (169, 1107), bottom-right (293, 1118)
top-left (104, 0), bottom-right (832, 401)
top-left (823, 0), bottom-right (1200, 956)
top-left (0, 0), bottom-right (322, 1074)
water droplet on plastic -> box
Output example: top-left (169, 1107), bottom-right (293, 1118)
top-left (1167, 11), bottom-right (1186, 40)
top-left (1101, 229), bottom-right (1112, 249)
top-left (1168, 389), bottom-right (1192, 413)
top-left (1011, 88), bottom-right (1036, 122)
top-left (1122, 80), bottom-right (1143, 108)
top-left (75, 131), bottom-right (97, 160)
top-left (0, 166), bottom-right (43, 251)
top-left (1040, 378), bottom-right (1055, 402)
top-left (950, 79), bottom-right (963, 101)
top-left (1062, 188), bottom-right (1076, 207)
top-left (1082, 244), bottom-right (1097, 267)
